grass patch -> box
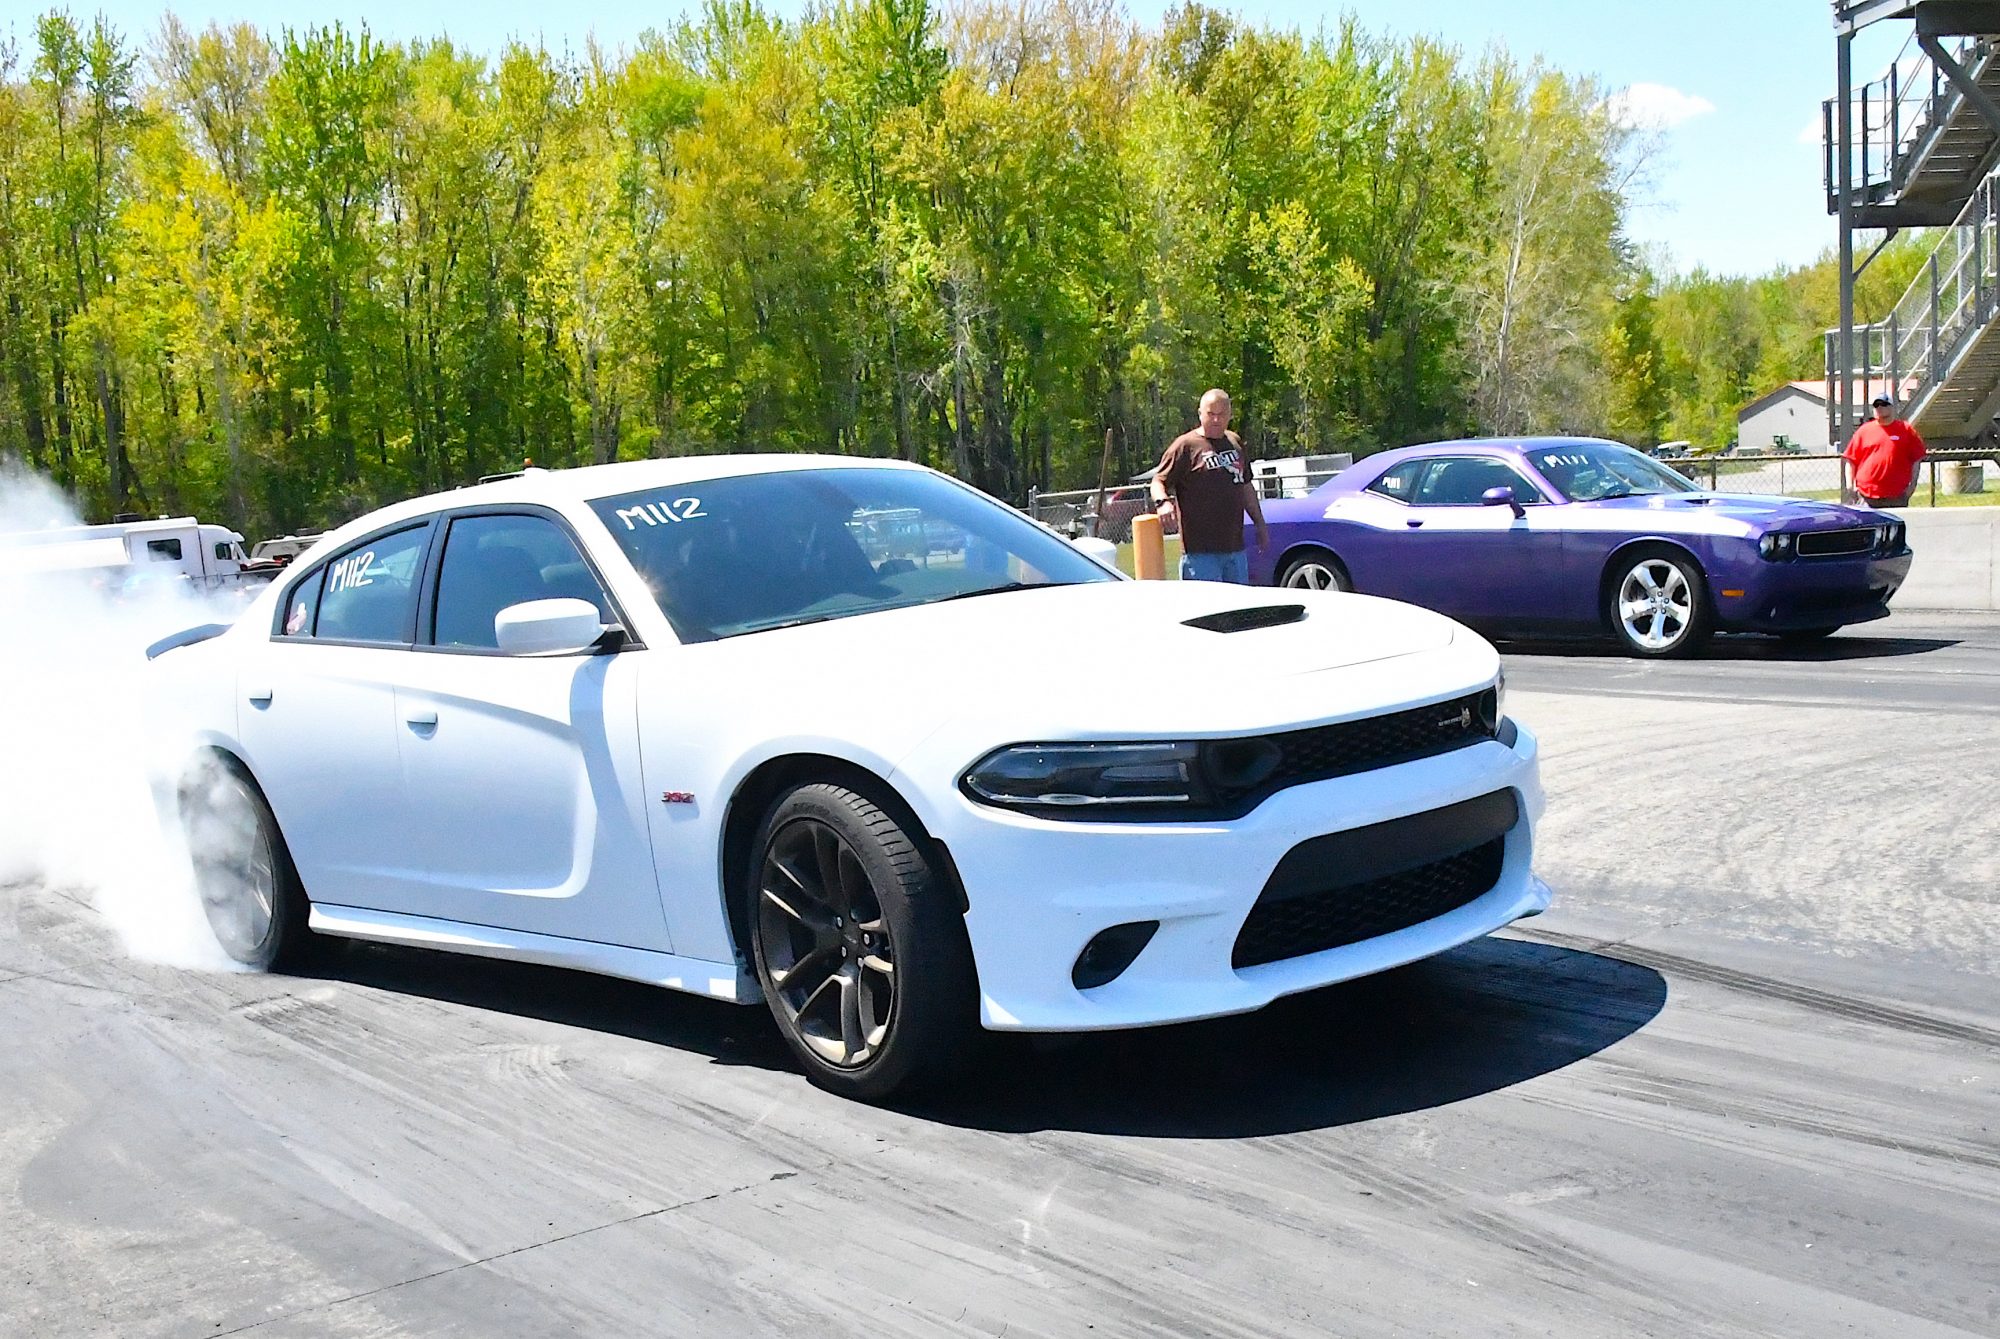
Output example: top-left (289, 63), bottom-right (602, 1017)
top-left (1790, 488), bottom-right (1999, 508)
top-left (1113, 535), bottom-right (1183, 577)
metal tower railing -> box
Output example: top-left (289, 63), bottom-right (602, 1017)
top-left (1825, 172), bottom-right (2000, 435)
top-left (1827, 1), bottom-right (2000, 447)
top-left (1823, 31), bottom-right (1993, 214)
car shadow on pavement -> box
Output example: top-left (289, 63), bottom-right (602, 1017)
top-left (300, 933), bottom-right (1663, 1139)
top-left (298, 939), bottom-right (797, 1069)
top-left (1496, 632), bottom-right (1958, 662)
top-left (904, 936), bottom-right (1665, 1138)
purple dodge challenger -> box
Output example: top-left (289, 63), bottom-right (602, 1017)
top-left (1247, 438), bottom-right (1913, 657)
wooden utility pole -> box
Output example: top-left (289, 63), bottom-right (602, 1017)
top-left (1090, 427), bottom-right (1116, 537)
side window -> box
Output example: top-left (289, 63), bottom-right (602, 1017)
top-left (281, 567), bottom-right (326, 637)
top-left (213, 541), bottom-right (231, 561)
top-left (1412, 457), bottom-right (1546, 507)
top-left (147, 538), bottom-right (183, 561)
top-left (314, 525), bottom-right (431, 644)
top-left (431, 513), bottom-right (610, 650)
top-left (1366, 461), bottom-right (1426, 501)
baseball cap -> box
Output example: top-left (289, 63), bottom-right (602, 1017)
top-left (1871, 395), bottom-right (1893, 406)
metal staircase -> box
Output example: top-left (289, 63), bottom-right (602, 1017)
top-left (1833, 175), bottom-right (2000, 440)
top-left (1825, 33), bottom-right (2000, 226)
top-left (1826, 1), bottom-right (2000, 446)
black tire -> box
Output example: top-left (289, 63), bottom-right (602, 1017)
top-left (1604, 546), bottom-right (1713, 658)
top-left (748, 782), bottom-right (976, 1101)
top-left (1278, 548), bottom-right (1351, 592)
top-left (181, 762), bottom-right (312, 971)
top-left (1777, 626), bottom-right (1841, 644)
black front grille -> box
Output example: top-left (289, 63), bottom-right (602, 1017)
top-left (1213, 690), bottom-right (1497, 806)
top-left (1797, 527), bottom-right (1876, 558)
top-left (1232, 791), bottom-right (1516, 968)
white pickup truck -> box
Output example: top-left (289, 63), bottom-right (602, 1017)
top-left (0, 515), bottom-right (252, 593)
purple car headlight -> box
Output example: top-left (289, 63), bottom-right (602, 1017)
top-left (1757, 531), bottom-right (1796, 561)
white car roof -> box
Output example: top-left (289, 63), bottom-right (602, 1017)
top-left (337, 454), bottom-right (927, 537)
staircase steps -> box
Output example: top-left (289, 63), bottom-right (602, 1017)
top-left (1912, 318), bottom-right (2000, 437)
top-left (1891, 57), bottom-right (2000, 215)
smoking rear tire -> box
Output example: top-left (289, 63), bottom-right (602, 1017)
top-left (1278, 549), bottom-right (1351, 592)
top-left (1605, 547), bottom-right (1713, 658)
top-left (181, 764), bottom-right (312, 971)
top-left (748, 783), bottom-right (977, 1102)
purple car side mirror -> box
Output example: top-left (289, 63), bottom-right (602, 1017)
top-left (1482, 485), bottom-right (1526, 519)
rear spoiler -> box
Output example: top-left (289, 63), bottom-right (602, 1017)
top-left (146, 623), bottom-right (231, 660)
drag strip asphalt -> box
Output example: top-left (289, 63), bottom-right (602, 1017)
top-left (1499, 611), bottom-right (2000, 714)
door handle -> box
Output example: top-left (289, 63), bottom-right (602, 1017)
top-left (405, 708), bottom-right (439, 728)
top-left (246, 685), bottom-right (273, 705)
top-left (1405, 518), bottom-right (1424, 529)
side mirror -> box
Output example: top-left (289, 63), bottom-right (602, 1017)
top-left (1068, 534), bottom-right (1120, 569)
top-left (1482, 485), bottom-right (1526, 519)
top-left (495, 598), bottom-right (615, 655)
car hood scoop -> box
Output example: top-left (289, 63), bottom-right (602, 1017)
top-left (1182, 604), bottom-right (1307, 633)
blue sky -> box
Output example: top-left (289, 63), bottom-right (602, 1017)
top-left (26, 0), bottom-right (1908, 277)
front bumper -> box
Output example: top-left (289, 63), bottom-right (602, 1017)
top-left (1715, 549), bottom-right (1913, 632)
top-left (931, 724), bottom-right (1548, 1032)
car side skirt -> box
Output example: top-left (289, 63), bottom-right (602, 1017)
top-left (308, 904), bottom-right (760, 1004)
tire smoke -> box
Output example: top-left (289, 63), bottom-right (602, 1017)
top-left (0, 465), bottom-right (240, 969)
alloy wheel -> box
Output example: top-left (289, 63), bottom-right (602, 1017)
top-left (1616, 558), bottom-right (1693, 652)
top-left (193, 777), bottom-right (279, 961)
top-left (756, 817), bottom-right (896, 1069)
top-left (1282, 559), bottom-right (1345, 591)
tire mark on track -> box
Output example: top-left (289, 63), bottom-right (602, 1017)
top-left (1267, 1140), bottom-right (1747, 1336)
top-left (1587, 1061), bottom-right (2000, 1177)
top-left (1512, 928), bottom-right (2000, 1048)
top-left (205, 1168), bottom-right (818, 1338)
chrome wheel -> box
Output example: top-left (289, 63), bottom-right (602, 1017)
top-left (1616, 558), bottom-right (1695, 652)
top-left (1280, 554), bottom-right (1348, 591)
top-left (756, 817), bottom-right (896, 1069)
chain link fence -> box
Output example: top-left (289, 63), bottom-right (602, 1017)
top-left (1660, 449), bottom-right (1996, 506)
top-left (1028, 453), bottom-right (1997, 540)
top-left (1028, 471), bottom-right (1346, 543)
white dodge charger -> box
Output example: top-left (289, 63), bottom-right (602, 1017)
top-left (148, 455), bottom-right (1550, 1100)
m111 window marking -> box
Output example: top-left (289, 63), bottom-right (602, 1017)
top-left (1540, 454), bottom-right (1589, 468)
top-left (616, 498), bottom-right (708, 530)
top-left (329, 550), bottom-right (377, 593)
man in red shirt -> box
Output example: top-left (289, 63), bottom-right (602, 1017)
top-left (1844, 395), bottom-right (1927, 508)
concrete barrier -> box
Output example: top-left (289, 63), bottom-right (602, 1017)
top-left (1895, 507), bottom-right (2000, 610)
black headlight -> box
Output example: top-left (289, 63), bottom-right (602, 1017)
top-left (963, 738), bottom-right (1283, 816)
top-left (964, 742), bottom-right (1210, 810)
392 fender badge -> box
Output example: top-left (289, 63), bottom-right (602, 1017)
top-left (660, 791), bottom-right (696, 805)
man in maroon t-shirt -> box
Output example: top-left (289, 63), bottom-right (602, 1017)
top-left (1844, 395), bottom-right (1927, 508)
top-left (1150, 389), bottom-right (1268, 583)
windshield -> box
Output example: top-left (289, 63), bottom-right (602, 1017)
top-left (1529, 443), bottom-right (1698, 501)
top-left (590, 466), bottom-right (1116, 642)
